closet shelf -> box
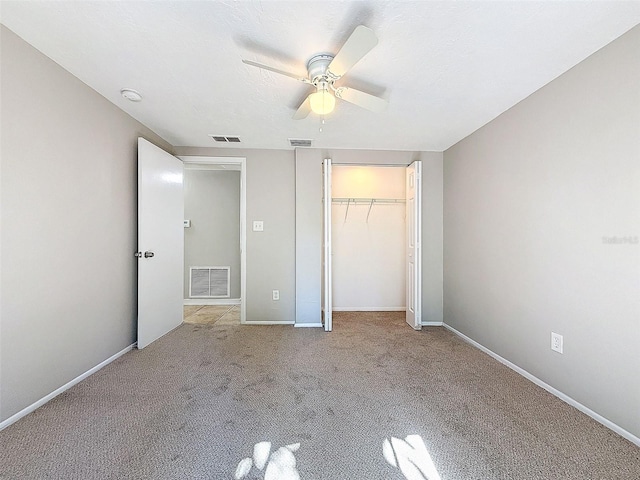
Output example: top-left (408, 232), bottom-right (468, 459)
top-left (332, 197), bottom-right (405, 223)
top-left (331, 197), bottom-right (405, 204)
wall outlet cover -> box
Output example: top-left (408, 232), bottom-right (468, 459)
top-left (551, 332), bottom-right (563, 354)
top-left (253, 220), bottom-right (264, 232)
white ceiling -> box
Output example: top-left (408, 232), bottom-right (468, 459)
top-left (2, 1), bottom-right (639, 151)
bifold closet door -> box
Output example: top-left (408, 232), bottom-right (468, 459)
top-left (406, 161), bottom-right (422, 330)
top-left (137, 138), bottom-right (184, 349)
top-left (322, 158), bottom-right (333, 332)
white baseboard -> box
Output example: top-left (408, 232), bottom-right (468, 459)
top-left (243, 320), bottom-right (294, 325)
top-left (442, 323), bottom-right (640, 447)
top-left (294, 322), bottom-right (323, 328)
top-left (332, 307), bottom-right (406, 312)
top-left (184, 298), bottom-right (240, 306)
top-left (422, 321), bottom-right (443, 327)
top-left (0, 343), bottom-right (135, 432)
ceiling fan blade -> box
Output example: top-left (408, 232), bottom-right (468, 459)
top-left (242, 60), bottom-right (310, 83)
top-left (328, 25), bottom-right (378, 78)
top-left (293, 95), bottom-right (312, 119)
top-left (335, 87), bottom-right (388, 113)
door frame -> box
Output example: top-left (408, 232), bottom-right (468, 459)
top-left (322, 161), bottom-right (422, 330)
top-left (179, 156), bottom-right (247, 324)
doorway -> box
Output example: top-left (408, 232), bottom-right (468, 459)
top-left (179, 156), bottom-right (247, 324)
top-left (322, 160), bottom-right (422, 331)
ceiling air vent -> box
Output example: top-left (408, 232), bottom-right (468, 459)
top-left (289, 138), bottom-right (313, 147)
top-left (209, 135), bottom-right (241, 143)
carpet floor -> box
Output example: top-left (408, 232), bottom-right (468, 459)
top-left (1, 312), bottom-right (638, 479)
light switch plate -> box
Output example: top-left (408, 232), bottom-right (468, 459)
top-left (253, 220), bottom-right (264, 232)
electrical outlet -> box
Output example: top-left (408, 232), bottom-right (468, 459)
top-left (272, 290), bottom-right (280, 301)
top-left (551, 332), bottom-right (563, 354)
top-left (253, 220), bottom-right (264, 232)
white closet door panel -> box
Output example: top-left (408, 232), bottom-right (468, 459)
top-left (406, 161), bottom-right (422, 330)
top-left (323, 158), bottom-right (333, 331)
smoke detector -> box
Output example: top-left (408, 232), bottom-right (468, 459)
top-left (120, 88), bottom-right (142, 102)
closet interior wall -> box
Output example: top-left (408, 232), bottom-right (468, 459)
top-left (331, 166), bottom-right (406, 311)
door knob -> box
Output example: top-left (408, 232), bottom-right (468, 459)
top-left (134, 251), bottom-right (142, 258)
top-left (144, 251), bottom-right (155, 258)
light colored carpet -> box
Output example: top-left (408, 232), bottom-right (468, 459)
top-left (0, 312), bottom-right (638, 479)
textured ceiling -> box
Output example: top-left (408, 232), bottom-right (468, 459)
top-left (1, 1), bottom-right (639, 151)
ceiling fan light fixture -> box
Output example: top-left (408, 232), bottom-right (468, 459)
top-left (309, 88), bottom-right (335, 115)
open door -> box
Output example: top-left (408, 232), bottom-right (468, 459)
top-left (322, 158), bottom-right (333, 331)
top-left (137, 138), bottom-right (184, 349)
top-left (406, 161), bottom-right (422, 330)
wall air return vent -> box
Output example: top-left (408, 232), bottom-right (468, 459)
top-left (209, 135), bottom-right (241, 143)
top-left (289, 138), bottom-right (313, 147)
top-left (189, 266), bottom-right (230, 298)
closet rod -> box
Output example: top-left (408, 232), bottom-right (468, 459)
top-left (331, 197), bottom-right (405, 204)
top-left (333, 198), bottom-right (406, 223)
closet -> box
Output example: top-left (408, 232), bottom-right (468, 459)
top-left (322, 160), bottom-right (422, 331)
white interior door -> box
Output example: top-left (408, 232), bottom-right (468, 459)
top-left (322, 158), bottom-right (333, 331)
top-left (406, 161), bottom-right (422, 330)
top-left (137, 138), bottom-right (184, 349)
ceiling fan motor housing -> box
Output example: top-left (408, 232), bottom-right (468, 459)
top-left (307, 54), bottom-right (336, 86)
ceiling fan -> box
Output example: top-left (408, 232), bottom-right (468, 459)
top-left (242, 25), bottom-right (388, 119)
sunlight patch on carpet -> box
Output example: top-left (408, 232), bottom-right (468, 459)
top-left (234, 441), bottom-right (301, 480)
top-left (383, 435), bottom-right (442, 480)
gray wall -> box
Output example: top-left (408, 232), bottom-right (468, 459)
top-left (173, 147), bottom-right (296, 322)
top-left (0, 26), bottom-right (172, 421)
top-left (443, 25), bottom-right (640, 438)
top-left (294, 148), bottom-right (444, 325)
top-left (184, 169), bottom-right (241, 299)
top-left (294, 149), bottom-right (323, 325)
top-left (419, 153), bottom-right (444, 325)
